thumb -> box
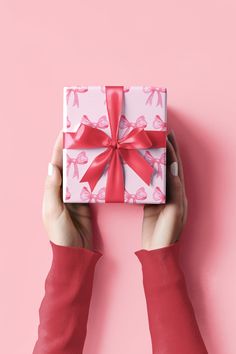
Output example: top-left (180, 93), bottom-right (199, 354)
top-left (43, 162), bottom-right (63, 220)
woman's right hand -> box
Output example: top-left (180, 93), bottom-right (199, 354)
top-left (141, 130), bottom-right (188, 250)
top-left (42, 130), bottom-right (94, 250)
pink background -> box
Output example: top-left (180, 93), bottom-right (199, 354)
top-left (0, 1), bottom-right (236, 353)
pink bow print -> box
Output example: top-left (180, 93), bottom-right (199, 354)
top-left (66, 186), bottom-right (71, 200)
top-left (119, 115), bottom-right (147, 138)
top-left (67, 116), bottom-right (71, 128)
top-left (124, 187), bottom-right (147, 203)
top-left (144, 151), bottom-right (166, 180)
top-left (66, 87), bottom-right (88, 107)
top-left (80, 186), bottom-right (105, 202)
top-left (153, 115), bottom-right (167, 130)
top-left (153, 186), bottom-right (165, 203)
top-left (67, 152), bottom-right (88, 179)
top-left (143, 87), bottom-right (166, 107)
top-left (81, 115), bottom-right (109, 129)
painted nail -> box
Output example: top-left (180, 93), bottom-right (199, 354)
top-left (170, 161), bottom-right (178, 176)
top-left (48, 162), bottom-right (54, 176)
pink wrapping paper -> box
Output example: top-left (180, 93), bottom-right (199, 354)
top-left (63, 86), bottom-right (167, 204)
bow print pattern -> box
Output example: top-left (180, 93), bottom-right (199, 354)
top-left (153, 115), bottom-right (167, 130)
top-left (66, 87), bottom-right (88, 107)
top-left (153, 186), bottom-right (165, 203)
top-left (119, 115), bottom-right (147, 138)
top-left (143, 87), bottom-right (166, 107)
top-left (80, 186), bottom-right (105, 202)
top-left (67, 152), bottom-right (88, 179)
top-left (124, 187), bottom-right (147, 203)
top-left (81, 115), bottom-right (109, 129)
top-left (66, 186), bottom-right (71, 200)
top-left (67, 116), bottom-right (71, 128)
top-left (144, 151), bottom-right (166, 181)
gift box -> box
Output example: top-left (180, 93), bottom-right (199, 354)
top-left (62, 86), bottom-right (167, 204)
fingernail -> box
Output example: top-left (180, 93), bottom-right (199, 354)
top-left (170, 161), bottom-right (178, 176)
top-left (48, 162), bottom-right (54, 176)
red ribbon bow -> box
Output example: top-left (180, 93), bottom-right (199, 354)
top-left (63, 86), bottom-right (166, 202)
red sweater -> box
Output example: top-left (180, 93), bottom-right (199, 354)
top-left (33, 240), bottom-right (208, 354)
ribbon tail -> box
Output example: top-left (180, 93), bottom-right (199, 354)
top-left (106, 150), bottom-right (125, 203)
top-left (80, 148), bottom-right (113, 191)
top-left (119, 149), bottom-right (154, 185)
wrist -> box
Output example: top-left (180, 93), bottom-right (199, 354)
top-left (48, 240), bottom-right (103, 281)
top-left (142, 238), bottom-right (179, 251)
top-left (48, 232), bottom-right (84, 249)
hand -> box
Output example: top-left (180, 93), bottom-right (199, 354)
top-left (142, 130), bottom-right (188, 250)
top-left (42, 130), bottom-right (93, 249)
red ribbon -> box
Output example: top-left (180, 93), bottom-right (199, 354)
top-left (63, 86), bottom-right (166, 202)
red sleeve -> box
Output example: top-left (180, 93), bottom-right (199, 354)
top-left (134, 241), bottom-right (208, 354)
top-left (33, 241), bottom-right (103, 354)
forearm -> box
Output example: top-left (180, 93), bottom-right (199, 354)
top-left (33, 241), bottom-right (103, 354)
top-left (135, 241), bottom-right (208, 354)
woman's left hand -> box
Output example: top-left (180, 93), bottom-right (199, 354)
top-left (42, 130), bottom-right (93, 249)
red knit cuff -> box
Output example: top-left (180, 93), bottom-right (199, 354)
top-left (134, 241), bottom-right (184, 287)
top-left (49, 240), bottom-right (103, 281)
